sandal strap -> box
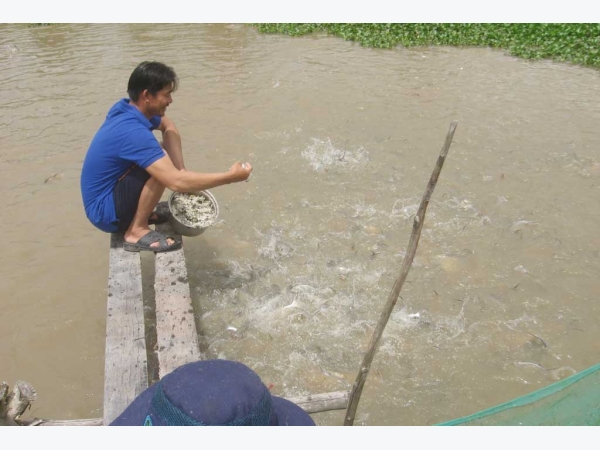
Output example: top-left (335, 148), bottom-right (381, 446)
top-left (137, 230), bottom-right (176, 249)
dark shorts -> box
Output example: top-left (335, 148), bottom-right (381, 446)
top-left (112, 164), bottom-right (151, 232)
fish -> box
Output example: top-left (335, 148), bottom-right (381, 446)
top-left (44, 172), bottom-right (63, 183)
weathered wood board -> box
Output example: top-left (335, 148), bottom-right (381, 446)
top-left (103, 233), bottom-right (148, 425)
top-left (286, 390), bottom-right (349, 414)
top-left (154, 222), bottom-right (203, 378)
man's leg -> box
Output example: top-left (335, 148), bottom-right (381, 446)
top-left (124, 176), bottom-right (176, 249)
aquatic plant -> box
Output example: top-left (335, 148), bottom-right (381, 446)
top-left (252, 23), bottom-right (600, 68)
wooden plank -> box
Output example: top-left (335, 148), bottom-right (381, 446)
top-left (285, 390), bottom-right (349, 414)
top-left (25, 418), bottom-right (104, 426)
top-left (103, 233), bottom-right (148, 425)
top-left (154, 222), bottom-right (202, 378)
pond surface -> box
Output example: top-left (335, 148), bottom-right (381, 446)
top-left (1, 23), bottom-right (600, 425)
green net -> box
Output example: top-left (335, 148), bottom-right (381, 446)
top-left (436, 363), bottom-right (600, 426)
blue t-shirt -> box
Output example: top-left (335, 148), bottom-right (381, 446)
top-left (80, 98), bottom-right (165, 232)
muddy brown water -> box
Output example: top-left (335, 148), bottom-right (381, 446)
top-left (1, 23), bottom-right (600, 426)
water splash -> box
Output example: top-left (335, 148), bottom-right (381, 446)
top-left (301, 137), bottom-right (368, 172)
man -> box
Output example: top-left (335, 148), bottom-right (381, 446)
top-left (80, 61), bottom-right (252, 252)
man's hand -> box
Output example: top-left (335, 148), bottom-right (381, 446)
top-left (229, 162), bottom-right (253, 182)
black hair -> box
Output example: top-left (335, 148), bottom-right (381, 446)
top-left (127, 61), bottom-right (179, 101)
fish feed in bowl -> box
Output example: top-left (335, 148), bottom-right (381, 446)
top-left (168, 190), bottom-right (219, 237)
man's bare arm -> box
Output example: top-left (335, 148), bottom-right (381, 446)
top-left (157, 115), bottom-right (185, 170)
top-left (146, 155), bottom-right (252, 192)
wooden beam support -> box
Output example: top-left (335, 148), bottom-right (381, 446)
top-left (286, 390), bottom-right (349, 414)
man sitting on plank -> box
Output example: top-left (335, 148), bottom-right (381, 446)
top-left (80, 61), bottom-right (252, 252)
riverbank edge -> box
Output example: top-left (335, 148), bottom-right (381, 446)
top-left (250, 24), bottom-right (600, 69)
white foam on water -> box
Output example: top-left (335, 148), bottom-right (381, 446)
top-left (195, 143), bottom-right (590, 425)
top-left (255, 225), bottom-right (295, 261)
top-left (346, 201), bottom-right (378, 219)
top-left (301, 137), bottom-right (369, 172)
top-left (390, 198), bottom-right (420, 219)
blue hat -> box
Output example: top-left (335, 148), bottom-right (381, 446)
top-left (110, 359), bottom-right (315, 426)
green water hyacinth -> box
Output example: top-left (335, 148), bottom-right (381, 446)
top-left (252, 23), bottom-right (600, 68)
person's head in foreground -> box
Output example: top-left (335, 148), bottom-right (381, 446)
top-left (110, 359), bottom-right (316, 426)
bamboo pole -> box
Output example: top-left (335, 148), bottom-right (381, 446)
top-left (344, 121), bottom-right (458, 426)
